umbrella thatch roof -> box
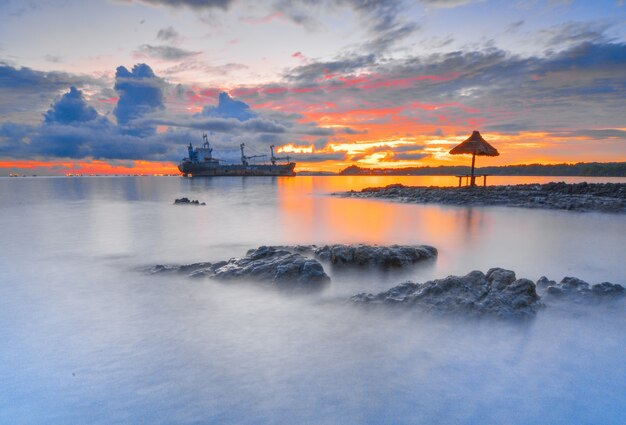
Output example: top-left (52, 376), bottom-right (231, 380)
top-left (449, 131), bottom-right (499, 156)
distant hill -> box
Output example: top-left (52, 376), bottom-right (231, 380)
top-left (338, 162), bottom-right (626, 177)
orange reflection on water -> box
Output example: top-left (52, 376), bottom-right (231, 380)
top-left (275, 176), bottom-right (496, 249)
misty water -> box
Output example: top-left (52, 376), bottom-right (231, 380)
top-left (1, 176), bottom-right (625, 424)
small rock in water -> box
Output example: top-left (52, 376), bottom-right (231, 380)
top-left (148, 262), bottom-right (213, 275)
top-left (174, 197), bottom-right (206, 205)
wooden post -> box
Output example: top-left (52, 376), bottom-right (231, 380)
top-left (470, 153), bottom-right (476, 186)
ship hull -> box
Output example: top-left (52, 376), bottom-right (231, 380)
top-left (178, 162), bottom-right (296, 177)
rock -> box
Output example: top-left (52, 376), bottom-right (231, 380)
top-left (174, 197), bottom-right (206, 205)
top-left (276, 244), bottom-right (437, 267)
top-left (536, 276), bottom-right (556, 289)
top-left (350, 268), bottom-right (542, 319)
top-left (150, 246), bottom-right (330, 289)
top-left (541, 276), bottom-right (625, 301)
top-left (338, 182), bottom-right (626, 213)
top-left (315, 244), bottom-right (437, 267)
top-left (592, 282), bottom-right (626, 297)
top-left (211, 246), bottom-right (329, 289)
top-left (149, 262), bottom-right (213, 275)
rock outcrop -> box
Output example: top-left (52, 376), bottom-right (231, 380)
top-left (339, 182), bottom-right (626, 213)
top-left (350, 268), bottom-right (542, 319)
top-left (150, 246), bottom-right (329, 289)
top-left (537, 276), bottom-right (625, 301)
top-left (275, 244), bottom-right (437, 268)
top-left (313, 244), bottom-right (437, 267)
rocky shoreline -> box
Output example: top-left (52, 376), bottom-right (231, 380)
top-left (338, 182), bottom-right (626, 213)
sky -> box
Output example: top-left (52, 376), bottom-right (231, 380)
top-left (0, 0), bottom-right (625, 175)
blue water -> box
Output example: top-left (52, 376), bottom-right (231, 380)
top-left (1, 176), bottom-right (625, 424)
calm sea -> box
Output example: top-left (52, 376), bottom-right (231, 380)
top-left (1, 176), bottom-right (625, 424)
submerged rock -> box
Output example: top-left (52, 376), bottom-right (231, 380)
top-left (540, 276), bottom-right (625, 301)
top-left (149, 246), bottom-right (330, 289)
top-left (149, 262), bottom-right (213, 274)
top-left (174, 197), bottom-right (206, 205)
top-left (350, 268), bottom-right (542, 319)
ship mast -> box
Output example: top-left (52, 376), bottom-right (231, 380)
top-left (202, 133), bottom-right (213, 159)
top-left (270, 145), bottom-right (291, 165)
top-left (240, 143), bottom-right (265, 166)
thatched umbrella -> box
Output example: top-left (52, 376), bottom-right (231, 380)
top-left (449, 130), bottom-right (499, 186)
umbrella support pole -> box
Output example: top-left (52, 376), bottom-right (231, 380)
top-left (470, 153), bottom-right (476, 187)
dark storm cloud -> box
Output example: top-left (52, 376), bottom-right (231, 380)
top-left (0, 63), bottom-right (104, 123)
top-left (13, 124), bottom-right (186, 161)
top-left (135, 44), bottom-right (201, 60)
top-left (0, 83), bottom-right (188, 161)
top-left (43, 86), bottom-right (98, 124)
top-left (113, 63), bottom-right (165, 135)
top-left (0, 63), bottom-right (87, 91)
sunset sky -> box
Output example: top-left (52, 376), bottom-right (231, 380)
top-left (1, 0), bottom-right (625, 175)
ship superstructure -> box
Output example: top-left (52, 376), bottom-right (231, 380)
top-left (178, 134), bottom-right (296, 177)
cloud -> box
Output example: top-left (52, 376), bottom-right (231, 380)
top-left (200, 92), bottom-right (257, 121)
top-left (275, 0), bottom-right (420, 53)
top-left (113, 63), bottom-right (165, 134)
top-left (0, 63), bottom-right (104, 124)
top-left (387, 152), bottom-right (429, 161)
top-left (284, 53), bottom-right (377, 84)
top-left (43, 86), bottom-right (99, 124)
top-left (261, 40), bottom-right (626, 134)
top-left (156, 26), bottom-right (179, 42)
top-left (539, 21), bottom-right (612, 48)
top-left (556, 129), bottom-right (626, 139)
top-left (418, 0), bottom-right (481, 7)
top-left (13, 124), bottom-right (185, 161)
top-left (0, 82), bottom-right (187, 161)
top-left (126, 0), bottom-right (233, 10)
top-left (286, 151), bottom-right (348, 162)
top-left (44, 55), bottom-right (63, 63)
top-left (135, 44), bottom-right (201, 60)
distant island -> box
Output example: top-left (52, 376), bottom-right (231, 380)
top-left (337, 162), bottom-right (626, 177)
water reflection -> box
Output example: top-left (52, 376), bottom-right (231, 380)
top-left (0, 176), bottom-right (625, 424)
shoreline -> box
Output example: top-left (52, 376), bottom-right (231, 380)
top-left (337, 182), bottom-right (626, 213)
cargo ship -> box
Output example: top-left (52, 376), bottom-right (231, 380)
top-left (178, 134), bottom-right (296, 177)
